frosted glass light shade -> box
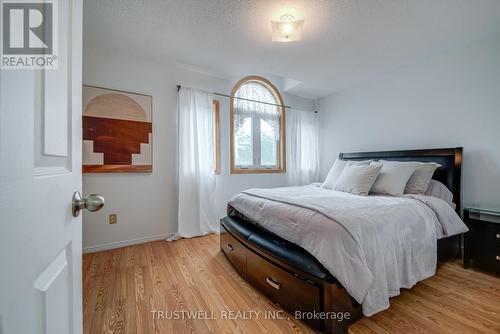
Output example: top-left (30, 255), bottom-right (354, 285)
top-left (271, 19), bottom-right (305, 42)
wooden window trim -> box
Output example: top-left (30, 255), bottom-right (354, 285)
top-left (230, 76), bottom-right (286, 174)
top-left (213, 100), bottom-right (221, 175)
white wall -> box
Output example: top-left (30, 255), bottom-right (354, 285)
top-left (82, 45), bottom-right (315, 252)
top-left (318, 37), bottom-right (500, 208)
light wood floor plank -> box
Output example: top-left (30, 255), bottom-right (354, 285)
top-left (83, 234), bottom-right (500, 334)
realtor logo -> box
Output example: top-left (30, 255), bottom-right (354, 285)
top-left (1, 0), bottom-right (58, 69)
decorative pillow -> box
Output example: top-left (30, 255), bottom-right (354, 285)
top-left (425, 179), bottom-right (456, 209)
top-left (333, 163), bottom-right (383, 196)
top-left (322, 159), bottom-right (372, 189)
top-left (370, 160), bottom-right (420, 196)
top-left (404, 162), bottom-right (441, 194)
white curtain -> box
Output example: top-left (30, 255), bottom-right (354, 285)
top-left (287, 109), bottom-right (320, 185)
top-left (170, 87), bottom-right (218, 240)
top-left (233, 81), bottom-right (280, 133)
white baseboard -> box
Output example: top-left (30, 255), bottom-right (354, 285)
top-left (83, 233), bottom-right (175, 254)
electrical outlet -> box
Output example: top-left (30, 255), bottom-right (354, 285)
top-left (109, 214), bottom-right (117, 224)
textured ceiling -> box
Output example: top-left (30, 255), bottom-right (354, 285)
top-left (84, 0), bottom-right (500, 98)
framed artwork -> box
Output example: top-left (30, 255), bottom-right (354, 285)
top-left (82, 85), bottom-right (153, 173)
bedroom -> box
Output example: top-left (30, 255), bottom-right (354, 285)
top-left (0, 0), bottom-right (499, 333)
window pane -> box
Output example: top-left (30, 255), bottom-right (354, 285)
top-left (234, 116), bottom-right (253, 166)
top-left (231, 77), bottom-right (285, 172)
top-left (260, 118), bottom-right (278, 166)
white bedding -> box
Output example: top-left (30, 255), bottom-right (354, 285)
top-left (228, 184), bottom-right (468, 316)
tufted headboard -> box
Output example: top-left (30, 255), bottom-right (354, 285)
top-left (339, 147), bottom-right (463, 214)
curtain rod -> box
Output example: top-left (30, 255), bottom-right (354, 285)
top-left (176, 85), bottom-right (318, 113)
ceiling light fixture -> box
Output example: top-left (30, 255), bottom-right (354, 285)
top-left (271, 14), bottom-right (304, 42)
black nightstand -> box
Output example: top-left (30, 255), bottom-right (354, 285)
top-left (463, 207), bottom-right (500, 276)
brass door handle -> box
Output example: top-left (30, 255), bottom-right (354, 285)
top-left (72, 191), bottom-right (105, 217)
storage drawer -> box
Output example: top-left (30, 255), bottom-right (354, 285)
top-left (246, 250), bottom-right (322, 329)
top-left (220, 226), bottom-right (247, 277)
top-left (470, 219), bottom-right (500, 247)
top-left (473, 253), bottom-right (500, 275)
top-left (469, 219), bottom-right (500, 275)
top-left (246, 249), bottom-right (280, 301)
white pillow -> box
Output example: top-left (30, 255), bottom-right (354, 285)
top-left (322, 159), bottom-right (372, 189)
top-left (425, 180), bottom-right (456, 209)
top-left (370, 160), bottom-right (420, 196)
top-left (404, 162), bottom-right (441, 194)
top-left (333, 163), bottom-right (383, 196)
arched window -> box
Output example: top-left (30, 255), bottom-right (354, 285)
top-left (230, 76), bottom-right (286, 173)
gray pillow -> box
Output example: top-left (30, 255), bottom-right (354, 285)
top-left (370, 160), bottom-right (420, 196)
top-left (404, 162), bottom-right (441, 194)
top-left (425, 179), bottom-right (456, 209)
top-left (333, 163), bottom-right (383, 196)
top-left (322, 159), bottom-right (372, 189)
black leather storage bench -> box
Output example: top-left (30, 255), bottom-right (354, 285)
top-left (222, 215), bottom-right (331, 280)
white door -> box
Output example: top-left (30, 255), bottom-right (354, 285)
top-left (0, 1), bottom-right (88, 333)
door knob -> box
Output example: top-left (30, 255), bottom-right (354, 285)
top-left (72, 191), bottom-right (104, 217)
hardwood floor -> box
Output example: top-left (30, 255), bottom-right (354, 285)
top-left (83, 234), bottom-right (500, 334)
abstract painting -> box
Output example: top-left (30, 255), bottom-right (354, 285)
top-left (82, 85), bottom-right (153, 173)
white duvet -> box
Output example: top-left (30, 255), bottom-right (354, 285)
top-left (228, 185), bottom-right (468, 316)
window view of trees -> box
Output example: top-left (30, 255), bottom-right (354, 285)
top-left (234, 117), bottom-right (278, 167)
top-left (234, 117), bottom-right (253, 166)
top-left (260, 119), bottom-right (277, 166)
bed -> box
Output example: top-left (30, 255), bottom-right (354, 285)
top-left (220, 148), bottom-right (466, 334)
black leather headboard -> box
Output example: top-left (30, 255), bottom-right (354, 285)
top-left (339, 148), bottom-right (463, 213)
